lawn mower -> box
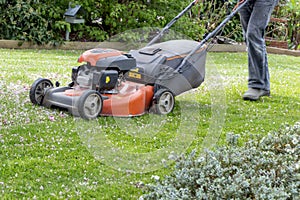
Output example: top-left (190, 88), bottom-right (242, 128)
top-left (29, 0), bottom-right (248, 119)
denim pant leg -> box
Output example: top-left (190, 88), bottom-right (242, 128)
top-left (239, 0), bottom-right (278, 91)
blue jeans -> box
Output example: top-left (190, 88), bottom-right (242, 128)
top-left (239, 0), bottom-right (278, 91)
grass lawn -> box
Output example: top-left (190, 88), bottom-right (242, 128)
top-left (0, 48), bottom-right (299, 199)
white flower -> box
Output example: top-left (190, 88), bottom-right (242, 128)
top-left (291, 137), bottom-right (298, 145)
top-left (151, 175), bottom-right (160, 181)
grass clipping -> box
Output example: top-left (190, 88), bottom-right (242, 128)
top-left (143, 122), bottom-right (300, 199)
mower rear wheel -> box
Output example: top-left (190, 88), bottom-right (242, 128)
top-left (153, 89), bottom-right (175, 115)
top-left (77, 90), bottom-right (103, 120)
top-left (29, 78), bottom-right (53, 105)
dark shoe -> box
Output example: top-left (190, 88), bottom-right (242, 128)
top-left (243, 88), bottom-right (270, 101)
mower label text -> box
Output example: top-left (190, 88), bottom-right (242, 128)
top-left (128, 68), bottom-right (143, 79)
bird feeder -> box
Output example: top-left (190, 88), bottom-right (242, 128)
top-left (64, 4), bottom-right (85, 40)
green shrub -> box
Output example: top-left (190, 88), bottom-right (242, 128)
top-left (0, 0), bottom-right (244, 44)
top-left (267, 0), bottom-right (300, 50)
top-left (282, 0), bottom-right (300, 50)
top-left (0, 0), bottom-right (68, 45)
top-left (3, 0), bottom-right (298, 47)
top-left (142, 122), bottom-right (300, 199)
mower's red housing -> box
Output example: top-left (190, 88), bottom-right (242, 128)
top-left (63, 81), bottom-right (154, 117)
top-left (77, 49), bottom-right (125, 66)
top-left (101, 82), bottom-right (154, 117)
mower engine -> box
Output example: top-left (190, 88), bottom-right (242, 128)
top-left (72, 48), bottom-right (136, 92)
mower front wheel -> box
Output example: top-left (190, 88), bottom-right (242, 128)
top-left (29, 78), bottom-right (53, 105)
top-left (77, 90), bottom-right (103, 120)
top-left (152, 89), bottom-right (175, 115)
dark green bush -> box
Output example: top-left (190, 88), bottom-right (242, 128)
top-left (142, 122), bottom-right (300, 199)
top-left (0, 0), bottom-right (70, 45)
top-left (0, 0), bottom-right (244, 44)
top-left (3, 0), bottom-right (297, 47)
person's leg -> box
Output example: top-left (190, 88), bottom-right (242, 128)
top-left (239, 0), bottom-right (254, 40)
top-left (245, 0), bottom-right (277, 91)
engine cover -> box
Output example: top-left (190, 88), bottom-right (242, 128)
top-left (93, 70), bottom-right (119, 91)
top-left (78, 48), bottom-right (136, 72)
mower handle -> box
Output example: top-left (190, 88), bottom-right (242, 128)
top-left (146, 0), bottom-right (199, 46)
top-left (176, 0), bottom-right (250, 73)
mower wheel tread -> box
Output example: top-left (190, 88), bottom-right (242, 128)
top-left (29, 78), bottom-right (53, 105)
top-left (77, 90), bottom-right (103, 120)
top-left (152, 88), bottom-right (175, 115)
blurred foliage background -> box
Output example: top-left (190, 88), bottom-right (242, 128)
top-left (0, 0), bottom-right (298, 49)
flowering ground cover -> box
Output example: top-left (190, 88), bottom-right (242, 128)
top-left (0, 49), bottom-right (299, 199)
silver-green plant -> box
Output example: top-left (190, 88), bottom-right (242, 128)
top-left (142, 122), bottom-right (300, 200)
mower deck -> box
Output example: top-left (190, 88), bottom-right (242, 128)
top-left (41, 81), bottom-right (154, 117)
top-left (101, 81), bottom-right (154, 117)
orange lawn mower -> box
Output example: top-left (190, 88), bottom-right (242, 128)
top-left (29, 0), bottom-right (249, 119)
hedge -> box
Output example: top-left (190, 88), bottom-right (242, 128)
top-left (0, 0), bottom-right (298, 49)
top-left (0, 0), bottom-right (241, 45)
